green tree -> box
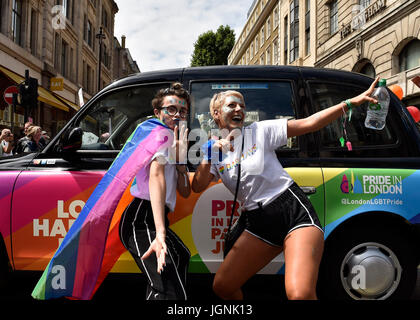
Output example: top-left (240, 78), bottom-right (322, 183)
top-left (190, 25), bottom-right (235, 67)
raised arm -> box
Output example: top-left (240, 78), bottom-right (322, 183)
top-left (192, 160), bottom-right (215, 193)
top-left (176, 165), bottom-right (191, 198)
top-left (287, 77), bottom-right (379, 138)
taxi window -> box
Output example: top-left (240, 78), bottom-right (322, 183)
top-left (189, 81), bottom-right (297, 149)
top-left (76, 83), bottom-right (169, 150)
top-left (308, 81), bottom-right (399, 152)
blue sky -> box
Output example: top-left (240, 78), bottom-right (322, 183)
top-left (114, 0), bottom-right (254, 72)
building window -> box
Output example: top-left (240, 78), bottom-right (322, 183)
top-left (359, 0), bottom-right (371, 9)
top-left (305, 0), bottom-right (310, 56)
top-left (266, 47), bottom-right (271, 65)
top-left (11, 0), bottom-right (22, 45)
top-left (54, 33), bottom-right (60, 69)
top-left (87, 64), bottom-right (93, 94)
top-left (61, 39), bottom-right (68, 77)
top-left (274, 6), bottom-right (279, 28)
top-left (251, 43), bottom-right (254, 58)
top-left (329, 0), bottom-right (338, 35)
top-left (260, 53), bottom-right (265, 65)
top-left (267, 17), bottom-right (271, 39)
top-left (70, 47), bottom-right (74, 81)
top-left (273, 38), bottom-right (278, 64)
top-left (68, 0), bottom-right (74, 24)
top-left (360, 62), bottom-right (376, 78)
top-left (30, 9), bottom-right (38, 55)
top-left (289, 0), bottom-right (299, 63)
top-left (83, 60), bottom-right (87, 89)
top-left (87, 19), bottom-right (93, 47)
top-left (255, 34), bottom-right (259, 50)
top-left (261, 27), bottom-right (265, 47)
top-left (102, 7), bottom-right (109, 30)
top-left (56, 0), bottom-right (73, 24)
top-left (83, 14), bottom-right (87, 41)
top-left (284, 15), bottom-right (288, 65)
top-left (399, 39), bottom-right (420, 72)
top-left (102, 44), bottom-right (110, 68)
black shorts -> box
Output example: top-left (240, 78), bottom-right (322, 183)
top-left (238, 182), bottom-right (323, 247)
top-left (119, 198), bottom-right (191, 300)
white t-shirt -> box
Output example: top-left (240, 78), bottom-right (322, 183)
top-left (210, 119), bottom-right (294, 210)
top-left (130, 149), bottom-right (178, 212)
top-left (1, 141), bottom-right (12, 156)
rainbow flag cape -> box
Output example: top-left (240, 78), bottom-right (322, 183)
top-left (32, 118), bottom-right (172, 300)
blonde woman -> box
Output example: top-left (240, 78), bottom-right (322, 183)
top-left (192, 77), bottom-right (379, 300)
top-left (24, 126), bottom-right (43, 152)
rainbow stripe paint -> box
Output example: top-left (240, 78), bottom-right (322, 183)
top-left (32, 119), bottom-right (171, 300)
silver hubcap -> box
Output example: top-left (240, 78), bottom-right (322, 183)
top-left (340, 242), bottom-right (402, 300)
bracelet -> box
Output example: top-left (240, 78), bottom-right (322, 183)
top-left (344, 99), bottom-right (354, 110)
top-left (342, 99), bottom-right (354, 121)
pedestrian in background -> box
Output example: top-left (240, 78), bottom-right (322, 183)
top-left (14, 121), bottom-right (33, 154)
top-left (0, 128), bottom-right (14, 156)
top-left (23, 125), bottom-right (43, 152)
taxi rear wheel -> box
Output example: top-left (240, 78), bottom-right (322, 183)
top-left (318, 224), bottom-right (417, 300)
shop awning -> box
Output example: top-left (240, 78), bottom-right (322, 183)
top-left (54, 94), bottom-right (80, 111)
top-left (0, 65), bottom-right (71, 112)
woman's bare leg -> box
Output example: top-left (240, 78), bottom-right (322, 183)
top-left (213, 231), bottom-right (283, 300)
top-left (283, 226), bottom-right (324, 300)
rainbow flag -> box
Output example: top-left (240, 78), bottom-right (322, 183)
top-left (32, 118), bottom-right (172, 300)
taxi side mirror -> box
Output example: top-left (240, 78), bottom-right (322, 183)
top-left (60, 127), bottom-right (83, 152)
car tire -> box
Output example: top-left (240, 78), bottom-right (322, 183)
top-left (318, 224), bottom-right (417, 300)
top-left (0, 237), bottom-right (12, 292)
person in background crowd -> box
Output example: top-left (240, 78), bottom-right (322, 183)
top-left (99, 132), bottom-right (110, 143)
top-left (0, 128), bottom-right (14, 157)
top-left (23, 126), bottom-right (44, 152)
top-left (14, 121), bottom-right (34, 154)
top-left (40, 130), bottom-right (50, 148)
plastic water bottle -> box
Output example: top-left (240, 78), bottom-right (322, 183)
top-left (364, 79), bottom-right (390, 130)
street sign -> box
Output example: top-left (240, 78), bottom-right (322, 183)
top-left (3, 85), bottom-right (19, 105)
top-left (50, 77), bottom-right (63, 91)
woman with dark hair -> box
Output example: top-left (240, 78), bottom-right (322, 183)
top-left (119, 82), bottom-right (192, 300)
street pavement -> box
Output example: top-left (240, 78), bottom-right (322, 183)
top-left (2, 266), bottom-right (419, 301)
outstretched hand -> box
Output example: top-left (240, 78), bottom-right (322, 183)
top-left (212, 130), bottom-right (238, 153)
top-left (141, 232), bottom-right (167, 274)
top-left (173, 121), bottom-right (188, 164)
top-left (349, 76), bottom-right (380, 107)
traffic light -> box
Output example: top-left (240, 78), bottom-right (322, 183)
top-left (19, 77), bottom-right (38, 110)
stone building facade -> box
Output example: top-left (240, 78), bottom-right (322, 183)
top-left (228, 0), bottom-right (317, 67)
top-left (113, 35), bottom-right (140, 80)
top-left (315, 0), bottom-right (420, 108)
top-left (228, 0), bottom-right (420, 109)
top-left (0, 0), bottom-right (139, 138)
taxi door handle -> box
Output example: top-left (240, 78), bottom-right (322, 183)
top-left (300, 186), bottom-right (316, 195)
